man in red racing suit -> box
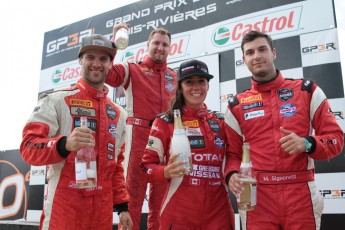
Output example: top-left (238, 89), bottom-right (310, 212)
top-left (140, 106), bottom-right (235, 229)
top-left (106, 25), bottom-right (177, 230)
top-left (20, 34), bottom-right (131, 230)
top-left (225, 30), bottom-right (344, 230)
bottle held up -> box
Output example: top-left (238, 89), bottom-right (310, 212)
top-left (237, 142), bottom-right (257, 211)
top-left (114, 27), bottom-right (129, 50)
top-left (170, 109), bottom-right (192, 175)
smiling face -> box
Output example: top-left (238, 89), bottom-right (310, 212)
top-left (79, 49), bottom-right (112, 90)
top-left (242, 37), bottom-right (277, 81)
top-left (180, 75), bottom-right (209, 109)
top-left (147, 32), bottom-right (171, 63)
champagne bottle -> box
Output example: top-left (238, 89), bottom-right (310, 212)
top-left (237, 142), bottom-right (257, 211)
top-left (170, 109), bottom-right (192, 174)
top-left (114, 28), bottom-right (129, 50)
top-left (75, 117), bottom-right (97, 188)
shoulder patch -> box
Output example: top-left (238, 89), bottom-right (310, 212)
top-left (208, 110), bottom-right (224, 120)
top-left (301, 79), bottom-right (314, 93)
top-left (157, 113), bottom-right (173, 123)
top-left (228, 95), bottom-right (239, 109)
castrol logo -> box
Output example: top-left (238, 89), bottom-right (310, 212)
top-left (212, 7), bottom-right (301, 47)
top-left (121, 34), bottom-right (189, 62)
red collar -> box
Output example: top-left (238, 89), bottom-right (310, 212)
top-left (77, 78), bottom-right (108, 99)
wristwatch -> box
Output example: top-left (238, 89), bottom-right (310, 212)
top-left (303, 137), bottom-right (312, 153)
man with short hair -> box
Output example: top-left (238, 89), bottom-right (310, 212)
top-left (21, 34), bottom-right (132, 230)
top-left (106, 23), bottom-right (177, 230)
top-left (225, 30), bottom-right (344, 230)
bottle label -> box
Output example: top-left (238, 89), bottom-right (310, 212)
top-left (251, 183), bottom-right (257, 206)
top-left (87, 161), bottom-right (97, 179)
top-left (75, 162), bottom-right (87, 182)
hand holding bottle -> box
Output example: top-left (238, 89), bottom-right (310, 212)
top-left (228, 173), bottom-right (244, 198)
top-left (170, 109), bottom-right (192, 175)
top-left (164, 153), bottom-right (187, 179)
top-left (112, 22), bottom-right (129, 50)
top-left (66, 124), bottom-right (95, 152)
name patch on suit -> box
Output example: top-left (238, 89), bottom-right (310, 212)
top-left (71, 107), bottom-right (96, 117)
top-left (188, 136), bottom-right (205, 149)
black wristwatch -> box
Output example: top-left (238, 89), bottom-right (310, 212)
top-left (303, 137), bottom-right (312, 153)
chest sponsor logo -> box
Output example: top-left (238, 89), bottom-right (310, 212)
top-left (74, 118), bottom-right (96, 131)
top-left (107, 142), bottom-right (114, 152)
top-left (183, 120), bottom-right (199, 128)
top-left (188, 136), bottom-right (205, 149)
top-left (207, 119), bottom-right (220, 132)
top-left (240, 94), bottom-right (262, 103)
top-left (278, 88), bottom-right (294, 102)
top-left (108, 124), bottom-right (117, 138)
top-left (244, 110), bottom-right (264, 120)
top-left (189, 163), bottom-right (221, 179)
top-left (164, 71), bottom-right (174, 82)
top-left (185, 127), bottom-right (202, 136)
top-left (71, 107), bottom-right (96, 117)
top-left (165, 82), bottom-right (174, 92)
top-left (242, 101), bottom-right (263, 110)
top-left (70, 99), bottom-right (93, 108)
top-left (280, 104), bottom-right (296, 117)
top-left (106, 104), bottom-right (116, 120)
top-left (214, 136), bottom-right (224, 149)
top-left (140, 67), bottom-right (154, 76)
top-left (193, 153), bottom-right (223, 162)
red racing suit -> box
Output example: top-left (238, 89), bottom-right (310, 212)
top-left (141, 105), bottom-right (235, 230)
top-left (20, 78), bottom-right (129, 230)
top-left (106, 56), bottom-right (177, 230)
top-left (224, 71), bottom-right (344, 230)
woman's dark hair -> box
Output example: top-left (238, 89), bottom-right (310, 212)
top-left (165, 81), bottom-right (185, 121)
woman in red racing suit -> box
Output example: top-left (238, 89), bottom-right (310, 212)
top-left (140, 59), bottom-right (235, 230)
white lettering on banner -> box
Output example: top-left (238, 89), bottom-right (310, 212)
top-left (106, 3), bottom-right (217, 35)
top-left (146, 4), bottom-right (216, 30)
top-left (0, 174), bottom-right (24, 219)
top-left (189, 164), bottom-right (221, 178)
top-left (212, 7), bottom-right (302, 47)
top-left (106, 8), bottom-right (151, 27)
top-left (154, 0), bottom-right (188, 13)
top-left (46, 29), bottom-right (93, 55)
top-left (193, 153), bottom-right (223, 162)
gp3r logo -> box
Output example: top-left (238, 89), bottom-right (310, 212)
top-left (332, 111), bottom-right (344, 120)
top-left (46, 29), bottom-right (94, 54)
top-left (0, 160), bottom-right (29, 219)
top-left (319, 189), bottom-right (345, 199)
